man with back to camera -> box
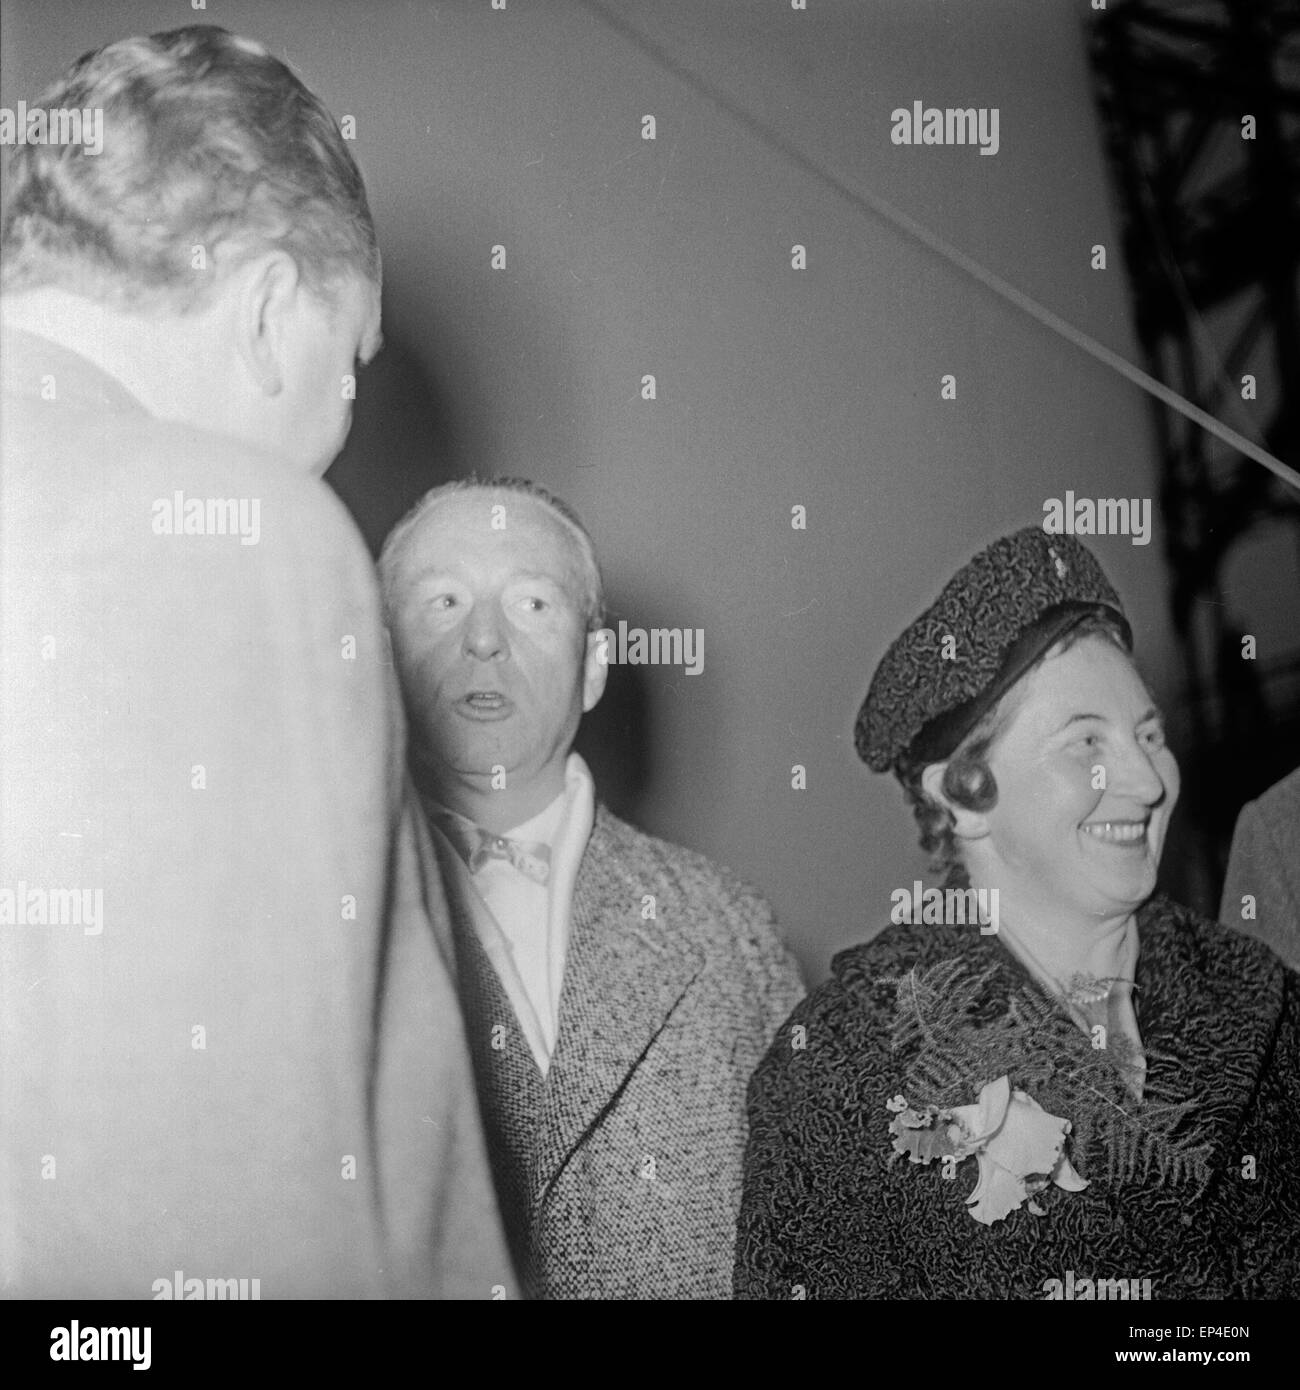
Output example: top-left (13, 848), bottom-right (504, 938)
top-left (379, 477), bottom-right (805, 1299)
top-left (0, 25), bottom-right (513, 1298)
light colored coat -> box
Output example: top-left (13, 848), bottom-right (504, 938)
top-left (439, 805), bottom-right (804, 1299)
top-left (0, 327), bottom-right (514, 1299)
top-left (1220, 765), bottom-right (1300, 971)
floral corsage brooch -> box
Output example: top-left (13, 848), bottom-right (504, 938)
top-left (881, 958), bottom-right (1211, 1226)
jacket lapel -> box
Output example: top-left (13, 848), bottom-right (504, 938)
top-left (429, 833), bottom-right (543, 1279)
top-left (531, 808), bottom-right (704, 1206)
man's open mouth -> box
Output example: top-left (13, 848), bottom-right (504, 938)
top-left (457, 691), bottom-right (514, 719)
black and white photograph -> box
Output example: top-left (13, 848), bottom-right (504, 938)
top-left (1, 0), bottom-right (1297, 1360)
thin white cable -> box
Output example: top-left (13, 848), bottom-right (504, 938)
top-left (579, 0), bottom-right (1300, 495)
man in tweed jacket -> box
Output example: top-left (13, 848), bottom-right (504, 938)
top-left (381, 478), bottom-right (803, 1299)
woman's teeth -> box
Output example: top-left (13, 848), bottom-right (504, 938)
top-left (1082, 821), bottom-right (1147, 843)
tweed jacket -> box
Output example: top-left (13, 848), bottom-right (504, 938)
top-left (0, 327), bottom-right (513, 1298)
top-left (438, 804), bottom-right (804, 1299)
top-left (735, 894), bottom-right (1300, 1300)
top-left (1221, 765), bottom-right (1300, 972)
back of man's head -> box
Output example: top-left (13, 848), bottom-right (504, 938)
top-left (1, 24), bottom-right (378, 311)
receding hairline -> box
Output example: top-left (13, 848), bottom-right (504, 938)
top-left (379, 481), bottom-right (604, 626)
top-left (383, 485), bottom-right (584, 566)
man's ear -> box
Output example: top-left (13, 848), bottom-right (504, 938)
top-left (581, 627), bottom-right (611, 713)
top-left (230, 250), bottom-right (301, 397)
top-left (920, 762), bottom-right (991, 843)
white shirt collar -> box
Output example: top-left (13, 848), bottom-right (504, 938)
top-left (421, 753), bottom-right (597, 1075)
top-left (501, 784), bottom-right (568, 847)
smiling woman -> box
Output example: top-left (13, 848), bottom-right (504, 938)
top-left (735, 526), bottom-right (1300, 1301)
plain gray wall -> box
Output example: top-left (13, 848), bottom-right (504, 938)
top-left (3, 0), bottom-right (1188, 980)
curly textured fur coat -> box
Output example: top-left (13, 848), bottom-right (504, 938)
top-left (735, 894), bottom-right (1300, 1300)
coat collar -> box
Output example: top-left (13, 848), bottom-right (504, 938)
top-left (1127, 896), bottom-right (1285, 1183)
top-left (531, 806), bottom-right (705, 1203)
top-left (1, 324), bottom-right (146, 414)
top-left (885, 895), bottom-right (1286, 1183)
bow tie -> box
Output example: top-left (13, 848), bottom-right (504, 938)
top-left (432, 812), bottom-right (552, 885)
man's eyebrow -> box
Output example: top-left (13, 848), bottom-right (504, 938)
top-left (406, 567), bottom-right (568, 589)
top-left (507, 570), bottom-right (569, 587)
